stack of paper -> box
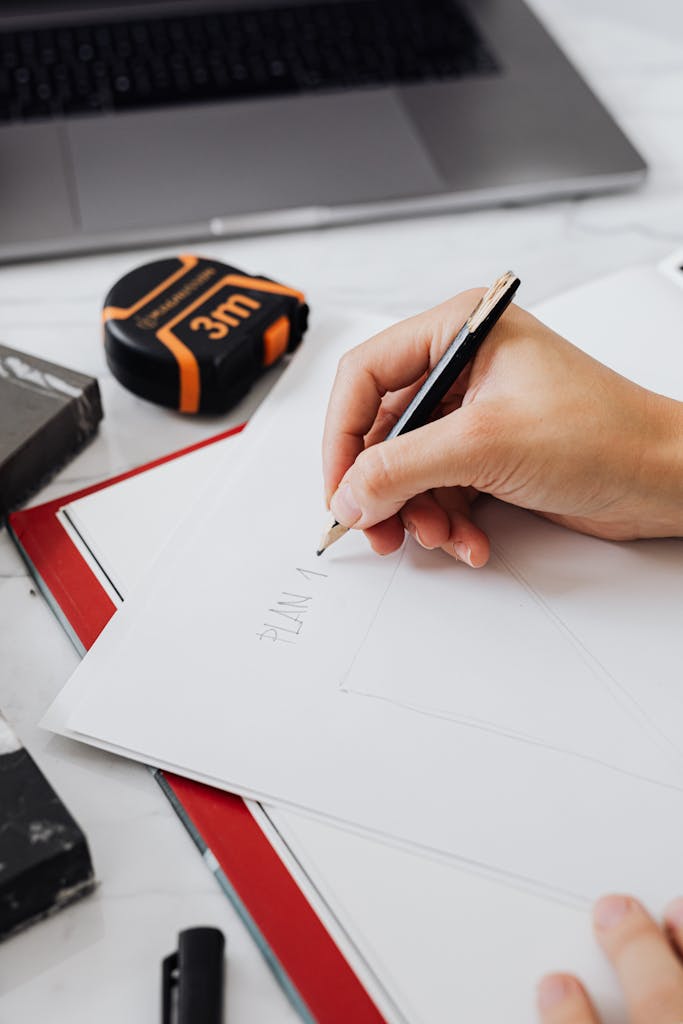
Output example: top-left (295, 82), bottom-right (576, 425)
top-left (45, 260), bottom-right (683, 1021)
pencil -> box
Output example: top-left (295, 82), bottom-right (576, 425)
top-left (317, 271), bottom-right (521, 555)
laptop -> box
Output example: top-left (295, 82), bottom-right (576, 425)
top-left (0, 0), bottom-right (646, 263)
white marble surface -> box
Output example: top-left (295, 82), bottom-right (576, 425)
top-left (1, 2), bottom-right (683, 1019)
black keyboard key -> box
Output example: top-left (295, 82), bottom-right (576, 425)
top-left (0, 0), bottom-right (500, 123)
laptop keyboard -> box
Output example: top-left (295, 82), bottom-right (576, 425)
top-left (0, 0), bottom-right (499, 123)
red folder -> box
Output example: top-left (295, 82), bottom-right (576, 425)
top-left (8, 427), bottom-right (385, 1024)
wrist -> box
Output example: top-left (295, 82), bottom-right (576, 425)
top-left (636, 393), bottom-right (683, 538)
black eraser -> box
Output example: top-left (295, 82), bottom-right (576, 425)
top-left (0, 711), bottom-right (96, 941)
top-left (0, 344), bottom-right (103, 517)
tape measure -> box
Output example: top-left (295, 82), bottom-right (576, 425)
top-left (102, 254), bottom-right (309, 414)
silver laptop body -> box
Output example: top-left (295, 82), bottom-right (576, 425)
top-left (0, 0), bottom-right (646, 263)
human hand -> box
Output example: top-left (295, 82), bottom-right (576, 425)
top-left (322, 291), bottom-right (683, 565)
top-left (537, 894), bottom-right (683, 1024)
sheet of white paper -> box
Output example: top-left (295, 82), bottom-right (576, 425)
top-left (49, 307), bottom-right (629, 1024)
top-left (43, 273), bottom-right (683, 1023)
top-left (45, 287), bottom-right (683, 910)
top-left (265, 806), bottom-right (624, 1024)
top-left (61, 434), bottom-right (243, 597)
top-left (49, 494), bottom-right (630, 1024)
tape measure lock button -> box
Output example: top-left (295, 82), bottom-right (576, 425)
top-left (102, 254), bottom-right (309, 414)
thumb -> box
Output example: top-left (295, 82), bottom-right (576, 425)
top-left (330, 406), bottom-right (483, 531)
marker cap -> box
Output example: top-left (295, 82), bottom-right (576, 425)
top-left (162, 926), bottom-right (225, 1024)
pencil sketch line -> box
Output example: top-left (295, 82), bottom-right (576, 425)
top-left (338, 540), bottom-right (407, 692)
top-left (278, 803), bottom-right (591, 910)
top-left (339, 533), bottom-right (682, 775)
top-left (491, 540), bottom-right (683, 763)
top-left (342, 687), bottom-right (683, 794)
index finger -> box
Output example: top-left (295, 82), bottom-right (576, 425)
top-left (322, 289), bottom-right (484, 502)
top-left (594, 894), bottom-right (683, 1024)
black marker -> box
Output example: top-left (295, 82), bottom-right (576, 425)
top-left (162, 926), bottom-right (225, 1024)
top-left (317, 271), bottom-right (521, 555)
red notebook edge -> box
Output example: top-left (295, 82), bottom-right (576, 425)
top-left (6, 429), bottom-right (386, 1024)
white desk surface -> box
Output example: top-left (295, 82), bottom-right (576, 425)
top-left (1, 1), bottom-right (682, 1020)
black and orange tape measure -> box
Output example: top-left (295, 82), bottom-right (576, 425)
top-left (102, 254), bottom-right (309, 414)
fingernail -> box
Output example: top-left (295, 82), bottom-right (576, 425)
top-left (664, 897), bottom-right (683, 928)
top-left (453, 542), bottom-right (472, 566)
top-left (537, 975), bottom-right (575, 1011)
top-left (594, 895), bottom-right (632, 931)
top-left (405, 521), bottom-right (432, 550)
top-left (330, 482), bottom-right (362, 527)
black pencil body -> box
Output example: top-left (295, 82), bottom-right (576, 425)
top-left (386, 275), bottom-right (520, 442)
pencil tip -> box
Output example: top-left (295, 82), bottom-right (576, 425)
top-left (316, 549), bottom-right (324, 557)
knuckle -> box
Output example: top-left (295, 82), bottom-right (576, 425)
top-left (456, 286), bottom-right (488, 308)
top-left (437, 289), bottom-right (488, 338)
top-left (437, 287), bottom-right (486, 318)
top-left (336, 347), bottom-right (360, 380)
top-left (355, 445), bottom-right (392, 505)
